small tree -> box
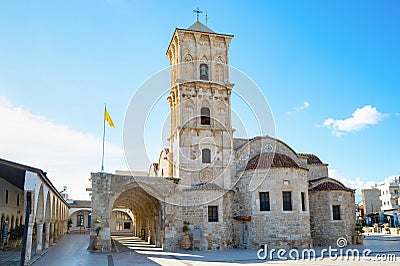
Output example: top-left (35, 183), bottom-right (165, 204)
top-left (182, 221), bottom-right (190, 234)
top-left (354, 223), bottom-right (364, 235)
top-left (67, 219), bottom-right (73, 228)
top-left (9, 227), bottom-right (19, 241)
top-left (95, 226), bottom-right (102, 236)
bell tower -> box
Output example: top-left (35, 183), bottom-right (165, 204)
top-left (166, 21), bottom-right (234, 187)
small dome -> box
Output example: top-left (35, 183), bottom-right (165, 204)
top-left (245, 153), bottom-right (301, 170)
top-left (298, 153), bottom-right (323, 164)
top-left (309, 181), bottom-right (354, 192)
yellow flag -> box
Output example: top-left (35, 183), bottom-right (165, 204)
top-left (104, 107), bottom-right (115, 128)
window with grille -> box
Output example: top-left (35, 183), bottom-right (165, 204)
top-left (332, 205), bottom-right (341, 220)
top-left (77, 214), bottom-right (84, 227)
top-left (201, 107), bottom-right (210, 125)
top-left (282, 191), bottom-right (292, 211)
top-left (208, 206), bottom-right (218, 222)
top-left (259, 192), bottom-right (270, 211)
top-left (202, 148), bottom-right (211, 163)
top-left (301, 192), bottom-right (306, 211)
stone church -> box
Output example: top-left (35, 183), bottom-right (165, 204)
top-left (90, 20), bottom-right (355, 251)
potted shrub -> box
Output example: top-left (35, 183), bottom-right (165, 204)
top-left (354, 223), bottom-right (365, 244)
top-left (67, 219), bottom-right (72, 234)
top-left (382, 223), bottom-right (390, 234)
top-left (385, 227), bottom-right (391, 234)
top-left (180, 221), bottom-right (191, 250)
top-left (67, 218), bottom-right (72, 234)
top-left (8, 227), bottom-right (19, 248)
top-left (373, 223), bottom-right (378, 233)
top-left (93, 220), bottom-right (102, 251)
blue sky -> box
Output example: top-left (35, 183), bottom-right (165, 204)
top-left (0, 0), bottom-right (399, 199)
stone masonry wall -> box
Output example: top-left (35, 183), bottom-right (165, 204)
top-left (309, 190), bottom-right (355, 246)
top-left (163, 190), bottom-right (234, 250)
top-left (232, 168), bottom-right (312, 249)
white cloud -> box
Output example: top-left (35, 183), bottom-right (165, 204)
top-left (323, 105), bottom-right (388, 136)
top-left (329, 169), bottom-right (400, 203)
top-left (287, 101), bottom-right (310, 115)
top-left (329, 169), bottom-right (377, 203)
top-left (0, 96), bottom-right (125, 200)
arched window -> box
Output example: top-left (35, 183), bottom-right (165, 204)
top-left (200, 63), bottom-right (209, 80)
top-left (201, 107), bottom-right (210, 125)
top-left (202, 148), bottom-right (211, 163)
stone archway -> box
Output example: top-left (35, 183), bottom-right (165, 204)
top-left (34, 185), bottom-right (45, 254)
top-left (111, 185), bottom-right (162, 246)
top-left (90, 173), bottom-right (165, 251)
top-left (44, 191), bottom-right (51, 249)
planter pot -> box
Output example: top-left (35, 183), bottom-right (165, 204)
top-left (356, 235), bottom-right (364, 244)
top-left (181, 234), bottom-right (191, 250)
top-left (8, 240), bottom-right (17, 248)
top-left (351, 232), bottom-right (358, 244)
top-left (93, 235), bottom-right (103, 251)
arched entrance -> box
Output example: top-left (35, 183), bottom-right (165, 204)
top-left (111, 184), bottom-right (163, 247)
top-left (90, 173), bottom-right (165, 252)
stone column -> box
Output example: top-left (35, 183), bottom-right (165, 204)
top-left (24, 222), bottom-right (34, 263)
top-left (44, 222), bottom-right (50, 249)
top-left (54, 223), bottom-right (58, 242)
top-left (59, 222), bottom-right (62, 237)
top-left (49, 223), bottom-right (54, 245)
top-left (63, 221), bottom-right (66, 236)
top-left (36, 223), bottom-right (44, 252)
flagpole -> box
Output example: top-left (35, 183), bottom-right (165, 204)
top-left (101, 103), bottom-right (106, 172)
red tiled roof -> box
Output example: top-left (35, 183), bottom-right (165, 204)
top-left (309, 181), bottom-right (354, 192)
top-left (298, 153), bottom-right (323, 164)
top-left (245, 153), bottom-right (301, 170)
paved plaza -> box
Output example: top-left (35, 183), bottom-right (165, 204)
top-left (18, 233), bottom-right (398, 266)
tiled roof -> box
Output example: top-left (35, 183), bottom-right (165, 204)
top-left (309, 181), bottom-right (354, 192)
top-left (298, 153), bottom-right (323, 164)
top-left (187, 21), bottom-right (215, 33)
top-left (245, 153), bottom-right (302, 170)
top-left (183, 182), bottom-right (227, 191)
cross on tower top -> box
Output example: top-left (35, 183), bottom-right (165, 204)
top-left (193, 7), bottom-right (203, 21)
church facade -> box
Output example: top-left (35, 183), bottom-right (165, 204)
top-left (90, 21), bottom-right (355, 251)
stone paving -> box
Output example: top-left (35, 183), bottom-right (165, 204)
top-left (0, 247), bottom-right (21, 266)
top-left (30, 233), bottom-right (400, 266)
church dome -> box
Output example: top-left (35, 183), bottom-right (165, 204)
top-left (298, 153), bottom-right (324, 164)
top-left (245, 152), bottom-right (301, 170)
